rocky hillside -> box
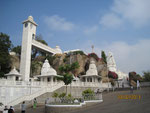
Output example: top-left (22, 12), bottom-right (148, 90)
top-left (10, 51), bottom-right (108, 82)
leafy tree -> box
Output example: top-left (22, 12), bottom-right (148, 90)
top-left (143, 71), bottom-right (150, 82)
top-left (11, 45), bottom-right (21, 57)
top-left (58, 62), bottom-right (79, 94)
top-left (101, 50), bottom-right (107, 64)
top-left (70, 62), bottom-right (80, 77)
top-left (0, 33), bottom-right (12, 77)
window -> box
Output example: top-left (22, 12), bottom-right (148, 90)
top-left (90, 78), bottom-right (92, 82)
top-left (47, 78), bottom-right (50, 82)
top-left (25, 23), bottom-right (28, 28)
top-left (32, 34), bottom-right (35, 39)
top-left (16, 77), bottom-right (19, 81)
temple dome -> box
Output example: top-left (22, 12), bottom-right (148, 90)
top-left (86, 60), bottom-right (98, 75)
top-left (41, 59), bottom-right (57, 76)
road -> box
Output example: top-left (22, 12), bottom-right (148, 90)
top-left (16, 87), bottom-right (150, 113)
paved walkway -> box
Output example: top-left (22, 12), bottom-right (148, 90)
top-left (15, 87), bottom-right (150, 113)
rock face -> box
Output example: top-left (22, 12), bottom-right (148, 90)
top-left (10, 52), bottom-right (108, 81)
top-left (10, 55), bottom-right (20, 71)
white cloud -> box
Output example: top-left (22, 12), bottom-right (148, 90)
top-left (99, 13), bottom-right (123, 28)
top-left (44, 15), bottom-right (75, 31)
top-left (100, 0), bottom-right (150, 28)
top-left (84, 25), bottom-right (98, 35)
top-left (81, 39), bottom-right (150, 75)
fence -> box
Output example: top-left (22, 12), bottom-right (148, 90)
top-left (47, 93), bottom-right (102, 105)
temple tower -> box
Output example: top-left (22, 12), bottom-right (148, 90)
top-left (107, 52), bottom-right (117, 72)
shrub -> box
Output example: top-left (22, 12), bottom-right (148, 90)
top-left (68, 51), bottom-right (85, 55)
top-left (58, 92), bottom-right (66, 99)
top-left (108, 71), bottom-right (118, 79)
top-left (88, 53), bottom-right (99, 61)
top-left (82, 88), bottom-right (94, 95)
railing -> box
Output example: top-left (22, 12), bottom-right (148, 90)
top-left (47, 93), bottom-right (102, 105)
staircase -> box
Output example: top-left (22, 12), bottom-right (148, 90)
top-left (7, 82), bottom-right (64, 107)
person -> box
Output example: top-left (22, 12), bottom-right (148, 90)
top-left (45, 98), bottom-right (49, 105)
top-left (3, 106), bottom-right (8, 113)
top-left (130, 85), bottom-right (133, 93)
top-left (33, 98), bottom-right (37, 108)
top-left (122, 83), bottom-right (124, 89)
top-left (137, 80), bottom-right (140, 90)
top-left (8, 106), bottom-right (14, 113)
top-left (21, 101), bottom-right (26, 113)
top-left (96, 89), bottom-right (100, 94)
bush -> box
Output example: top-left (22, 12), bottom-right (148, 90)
top-left (82, 88), bottom-right (95, 100)
top-left (82, 88), bottom-right (94, 95)
top-left (52, 92), bottom-right (59, 98)
top-left (88, 53), bottom-right (99, 61)
top-left (58, 92), bottom-right (66, 99)
top-left (68, 51), bottom-right (85, 55)
top-left (108, 71), bottom-right (118, 79)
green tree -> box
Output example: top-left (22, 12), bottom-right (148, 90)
top-left (58, 62), bottom-right (79, 94)
top-left (0, 33), bottom-right (12, 77)
top-left (143, 71), bottom-right (150, 82)
top-left (11, 45), bottom-right (21, 57)
top-left (101, 50), bottom-right (107, 64)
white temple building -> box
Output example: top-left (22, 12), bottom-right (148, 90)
top-left (81, 59), bottom-right (101, 83)
top-left (107, 52), bottom-right (129, 85)
top-left (37, 59), bottom-right (60, 83)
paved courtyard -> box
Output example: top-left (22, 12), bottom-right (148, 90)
top-left (16, 87), bottom-right (150, 113)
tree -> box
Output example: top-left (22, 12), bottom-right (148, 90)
top-left (58, 62), bottom-right (79, 94)
top-left (143, 71), bottom-right (150, 82)
top-left (11, 45), bottom-right (21, 57)
top-left (101, 50), bottom-right (107, 64)
top-left (0, 33), bottom-right (12, 77)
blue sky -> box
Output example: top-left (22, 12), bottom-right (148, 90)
top-left (0, 0), bottom-right (150, 75)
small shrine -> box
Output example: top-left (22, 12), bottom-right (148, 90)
top-left (37, 59), bottom-right (60, 83)
top-left (5, 67), bottom-right (22, 81)
top-left (81, 59), bottom-right (101, 83)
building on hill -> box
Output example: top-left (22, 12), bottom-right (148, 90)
top-left (107, 52), bottom-right (129, 87)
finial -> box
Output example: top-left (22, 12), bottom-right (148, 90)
top-left (91, 45), bottom-right (94, 53)
top-left (28, 16), bottom-right (33, 21)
